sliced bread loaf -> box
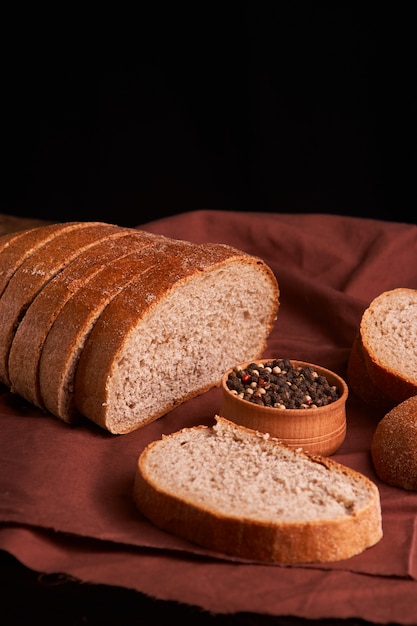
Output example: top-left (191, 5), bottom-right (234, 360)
top-left (75, 243), bottom-right (278, 433)
top-left (0, 222), bottom-right (122, 386)
top-left (8, 229), bottom-right (160, 408)
top-left (0, 222), bottom-right (278, 432)
top-left (133, 416), bottom-right (383, 563)
top-left (356, 288), bottom-right (417, 405)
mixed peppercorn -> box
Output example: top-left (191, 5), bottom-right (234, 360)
top-left (225, 358), bottom-right (340, 409)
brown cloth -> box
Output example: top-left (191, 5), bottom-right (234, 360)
top-left (1, 210), bottom-right (417, 623)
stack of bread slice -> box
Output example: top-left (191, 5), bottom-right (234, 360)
top-left (0, 221), bottom-right (279, 433)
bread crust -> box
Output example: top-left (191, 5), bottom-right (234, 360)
top-left (371, 395), bottom-right (417, 490)
top-left (8, 229), bottom-right (159, 408)
top-left (0, 222), bottom-right (84, 297)
top-left (0, 222), bottom-right (122, 386)
top-left (133, 417), bottom-right (383, 564)
top-left (75, 247), bottom-right (278, 433)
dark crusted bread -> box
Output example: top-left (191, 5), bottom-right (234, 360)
top-left (133, 416), bottom-right (383, 564)
top-left (371, 395), bottom-right (417, 491)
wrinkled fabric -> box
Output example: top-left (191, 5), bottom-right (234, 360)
top-left (1, 210), bottom-right (417, 623)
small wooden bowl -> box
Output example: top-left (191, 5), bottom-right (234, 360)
top-left (220, 359), bottom-right (348, 456)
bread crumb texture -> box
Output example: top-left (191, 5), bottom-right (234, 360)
top-left (134, 418), bottom-right (382, 563)
top-left (144, 420), bottom-right (374, 521)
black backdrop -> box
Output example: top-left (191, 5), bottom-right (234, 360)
top-left (2, 4), bottom-right (415, 227)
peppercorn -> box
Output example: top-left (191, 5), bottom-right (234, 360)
top-left (226, 359), bottom-right (341, 409)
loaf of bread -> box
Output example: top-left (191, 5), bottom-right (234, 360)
top-left (133, 416), bottom-right (383, 563)
top-left (371, 395), bottom-right (417, 491)
top-left (348, 288), bottom-right (417, 407)
top-left (0, 222), bottom-right (279, 433)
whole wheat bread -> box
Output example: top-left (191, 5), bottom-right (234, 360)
top-left (133, 416), bottom-right (383, 563)
top-left (0, 222), bottom-right (278, 432)
top-left (350, 288), bottom-right (417, 406)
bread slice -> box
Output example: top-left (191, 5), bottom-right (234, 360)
top-left (8, 229), bottom-right (160, 408)
top-left (0, 222), bottom-right (123, 386)
top-left (0, 222), bottom-right (86, 297)
top-left (359, 288), bottom-right (417, 404)
top-left (133, 416), bottom-right (383, 564)
top-left (75, 243), bottom-right (278, 434)
top-left (38, 237), bottom-right (196, 423)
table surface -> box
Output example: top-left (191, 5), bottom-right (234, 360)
top-left (1, 210), bottom-right (417, 626)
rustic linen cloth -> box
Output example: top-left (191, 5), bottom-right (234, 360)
top-left (1, 210), bottom-right (417, 624)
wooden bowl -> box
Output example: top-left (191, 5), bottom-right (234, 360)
top-left (220, 359), bottom-right (348, 456)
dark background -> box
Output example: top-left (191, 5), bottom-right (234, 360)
top-left (2, 4), bottom-right (415, 227)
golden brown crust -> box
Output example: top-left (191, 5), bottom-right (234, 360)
top-left (371, 395), bottom-right (417, 490)
top-left (0, 222), bottom-right (83, 296)
top-left (8, 229), bottom-right (159, 408)
top-left (133, 418), bottom-right (383, 564)
top-left (0, 222), bottom-right (122, 386)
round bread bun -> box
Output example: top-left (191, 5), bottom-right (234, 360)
top-left (371, 395), bottom-right (417, 490)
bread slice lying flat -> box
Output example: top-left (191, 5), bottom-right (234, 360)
top-left (133, 416), bottom-right (383, 564)
top-left (0, 222), bottom-right (278, 433)
top-left (349, 288), bottom-right (417, 406)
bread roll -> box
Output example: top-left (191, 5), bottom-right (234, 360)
top-left (133, 416), bottom-right (383, 563)
top-left (371, 395), bottom-right (417, 490)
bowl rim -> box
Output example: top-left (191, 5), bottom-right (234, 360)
top-left (221, 358), bottom-right (349, 415)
